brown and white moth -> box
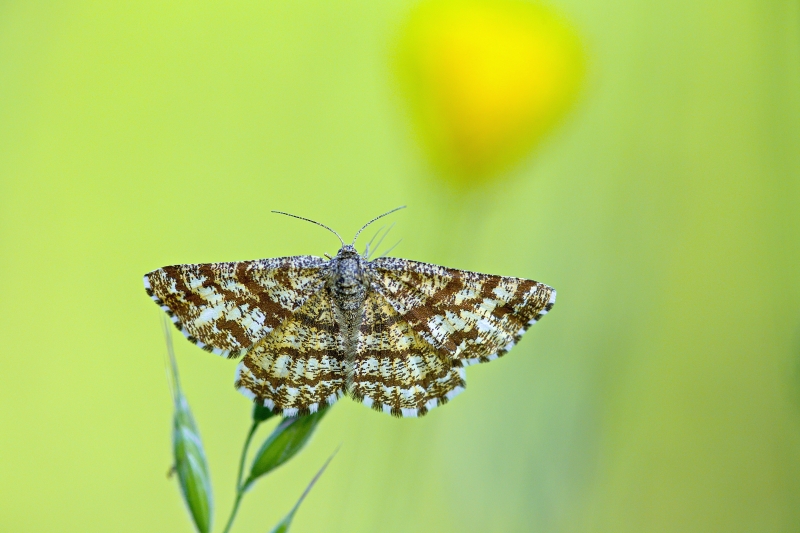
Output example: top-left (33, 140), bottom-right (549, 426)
top-left (144, 207), bottom-right (555, 418)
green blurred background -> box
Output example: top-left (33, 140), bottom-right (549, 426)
top-left (2, 1), bottom-right (800, 532)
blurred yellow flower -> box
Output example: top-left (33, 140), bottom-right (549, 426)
top-left (396, 0), bottom-right (584, 183)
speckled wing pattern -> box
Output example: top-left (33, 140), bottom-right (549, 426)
top-left (145, 254), bottom-right (555, 418)
top-left (350, 291), bottom-right (467, 417)
top-left (371, 258), bottom-right (556, 367)
top-left (144, 256), bottom-right (326, 357)
top-left (234, 289), bottom-right (346, 417)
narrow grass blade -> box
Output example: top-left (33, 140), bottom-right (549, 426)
top-left (268, 448), bottom-right (339, 533)
top-left (244, 409), bottom-right (329, 489)
top-left (369, 222), bottom-right (395, 259)
top-left (165, 319), bottom-right (213, 533)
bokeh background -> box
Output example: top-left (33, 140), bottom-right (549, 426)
top-left (2, 1), bottom-right (800, 532)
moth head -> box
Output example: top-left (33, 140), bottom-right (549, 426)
top-left (336, 244), bottom-right (360, 258)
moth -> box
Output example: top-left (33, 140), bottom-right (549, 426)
top-left (144, 207), bottom-right (555, 418)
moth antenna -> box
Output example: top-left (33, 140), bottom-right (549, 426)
top-left (351, 206), bottom-right (406, 246)
top-left (363, 224), bottom-right (386, 258)
top-left (378, 239), bottom-right (402, 258)
top-left (369, 222), bottom-right (395, 259)
top-left (272, 210), bottom-right (345, 248)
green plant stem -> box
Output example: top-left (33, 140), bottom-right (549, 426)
top-left (221, 420), bottom-right (260, 533)
top-left (221, 491), bottom-right (245, 533)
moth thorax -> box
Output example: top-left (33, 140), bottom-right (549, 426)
top-left (329, 256), bottom-right (368, 306)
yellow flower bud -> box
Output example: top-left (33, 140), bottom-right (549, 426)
top-left (396, 0), bottom-right (584, 183)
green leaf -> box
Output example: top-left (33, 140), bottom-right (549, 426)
top-left (244, 408), bottom-right (329, 489)
top-left (252, 403), bottom-right (276, 423)
top-left (165, 319), bottom-right (213, 533)
top-left (268, 448), bottom-right (338, 533)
